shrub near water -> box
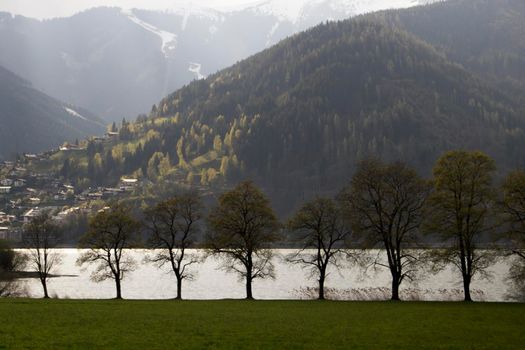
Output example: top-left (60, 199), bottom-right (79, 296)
top-left (294, 287), bottom-right (486, 302)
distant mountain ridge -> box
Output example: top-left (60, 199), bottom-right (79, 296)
top-left (372, 0), bottom-right (525, 104)
top-left (27, 0), bottom-right (525, 215)
top-left (0, 0), bottom-right (438, 121)
top-left (0, 65), bottom-right (105, 160)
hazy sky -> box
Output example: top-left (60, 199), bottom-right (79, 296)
top-left (0, 0), bottom-right (264, 19)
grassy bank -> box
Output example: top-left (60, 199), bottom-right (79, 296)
top-left (0, 299), bottom-right (523, 349)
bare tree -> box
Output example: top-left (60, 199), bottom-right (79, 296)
top-left (77, 203), bottom-right (141, 299)
top-left (144, 192), bottom-right (203, 299)
top-left (501, 169), bottom-right (525, 300)
top-left (424, 150), bottom-right (497, 302)
top-left (23, 212), bottom-right (62, 298)
top-left (287, 197), bottom-right (354, 300)
top-left (501, 169), bottom-right (525, 260)
top-left (206, 181), bottom-right (280, 300)
top-left (339, 158), bottom-right (431, 301)
top-left (0, 240), bottom-right (27, 297)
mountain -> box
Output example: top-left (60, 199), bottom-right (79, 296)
top-left (0, 65), bottom-right (105, 160)
top-left (241, 0), bottom-right (431, 24)
top-left (373, 0), bottom-right (525, 104)
top-left (35, 8), bottom-right (524, 214)
top-left (0, 1), bottom-right (435, 121)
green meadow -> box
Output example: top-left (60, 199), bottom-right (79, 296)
top-left (0, 299), bottom-right (523, 349)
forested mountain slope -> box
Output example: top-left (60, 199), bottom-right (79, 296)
top-left (0, 1), bottom-right (434, 121)
top-left (375, 0), bottom-right (525, 104)
top-left (153, 19), bottom-right (524, 181)
top-left (43, 18), bottom-right (525, 214)
top-left (0, 66), bottom-right (105, 159)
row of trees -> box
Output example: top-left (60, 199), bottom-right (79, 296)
top-left (20, 150), bottom-right (525, 302)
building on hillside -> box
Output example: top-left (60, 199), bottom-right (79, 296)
top-left (104, 188), bottom-right (124, 197)
top-left (0, 212), bottom-right (16, 224)
top-left (87, 192), bottom-right (104, 200)
top-left (0, 178), bottom-right (13, 186)
top-left (26, 188), bottom-right (38, 195)
top-left (0, 186), bottom-right (12, 194)
top-left (13, 179), bottom-right (26, 188)
top-left (22, 208), bottom-right (41, 223)
top-left (0, 226), bottom-right (9, 240)
top-left (29, 198), bottom-right (41, 206)
top-left (54, 190), bottom-right (68, 201)
top-left (91, 136), bottom-right (105, 142)
top-left (59, 143), bottom-right (85, 151)
top-left (120, 178), bottom-right (139, 191)
top-left (0, 227), bottom-right (22, 242)
top-left (55, 207), bottom-right (81, 221)
top-left (24, 154), bottom-right (39, 161)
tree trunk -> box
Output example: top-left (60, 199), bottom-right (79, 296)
top-left (463, 274), bottom-right (473, 302)
top-left (115, 277), bottom-right (122, 300)
top-left (318, 274), bottom-right (325, 300)
top-left (246, 253), bottom-right (254, 300)
top-left (391, 276), bottom-right (400, 301)
top-left (176, 277), bottom-right (182, 300)
top-left (41, 278), bottom-right (49, 299)
top-left (246, 277), bottom-right (253, 300)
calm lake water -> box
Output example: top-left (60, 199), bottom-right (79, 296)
top-left (16, 249), bottom-right (515, 301)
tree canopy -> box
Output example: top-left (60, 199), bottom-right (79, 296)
top-left (206, 181), bottom-right (280, 299)
top-left (77, 203), bottom-right (141, 299)
top-left (424, 150), bottom-right (497, 302)
top-left (339, 158), bottom-right (430, 300)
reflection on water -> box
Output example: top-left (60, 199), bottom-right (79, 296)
top-left (16, 249), bottom-right (513, 301)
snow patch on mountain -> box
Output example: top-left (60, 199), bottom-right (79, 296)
top-left (64, 107), bottom-right (87, 121)
top-left (161, 4), bottom-right (224, 21)
top-left (189, 62), bottom-right (205, 80)
top-left (209, 25), bottom-right (219, 35)
top-left (342, 0), bottom-right (421, 14)
top-left (266, 22), bottom-right (281, 47)
top-left (247, 0), bottom-right (305, 22)
top-left (243, 0), bottom-right (426, 23)
top-left (121, 8), bottom-right (177, 58)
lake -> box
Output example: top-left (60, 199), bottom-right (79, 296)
top-left (16, 249), bottom-right (515, 301)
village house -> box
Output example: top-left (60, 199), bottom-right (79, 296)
top-left (87, 192), bottom-right (104, 200)
top-left (49, 180), bottom-right (62, 189)
top-left (29, 198), bottom-right (41, 206)
top-left (14, 179), bottom-right (27, 188)
top-left (0, 227), bottom-right (22, 242)
top-left (0, 186), bottom-right (12, 194)
top-left (0, 212), bottom-right (16, 224)
top-left (59, 143), bottom-right (84, 151)
top-left (9, 167), bottom-right (27, 177)
top-left (120, 178), bottom-right (139, 191)
top-left (55, 207), bottom-right (81, 221)
top-left (75, 194), bottom-right (87, 202)
top-left (22, 208), bottom-right (41, 223)
top-left (23, 154), bottom-right (39, 161)
top-left (104, 188), bottom-right (124, 197)
top-left (91, 136), bottom-right (105, 142)
top-left (54, 190), bottom-right (69, 201)
top-left (0, 178), bottom-right (13, 186)
top-left (0, 226), bottom-right (9, 240)
top-left (26, 188), bottom-right (38, 195)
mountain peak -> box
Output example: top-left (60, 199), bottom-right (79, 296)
top-left (241, 0), bottom-right (430, 23)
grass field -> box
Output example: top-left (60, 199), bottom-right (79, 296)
top-left (0, 299), bottom-right (523, 349)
